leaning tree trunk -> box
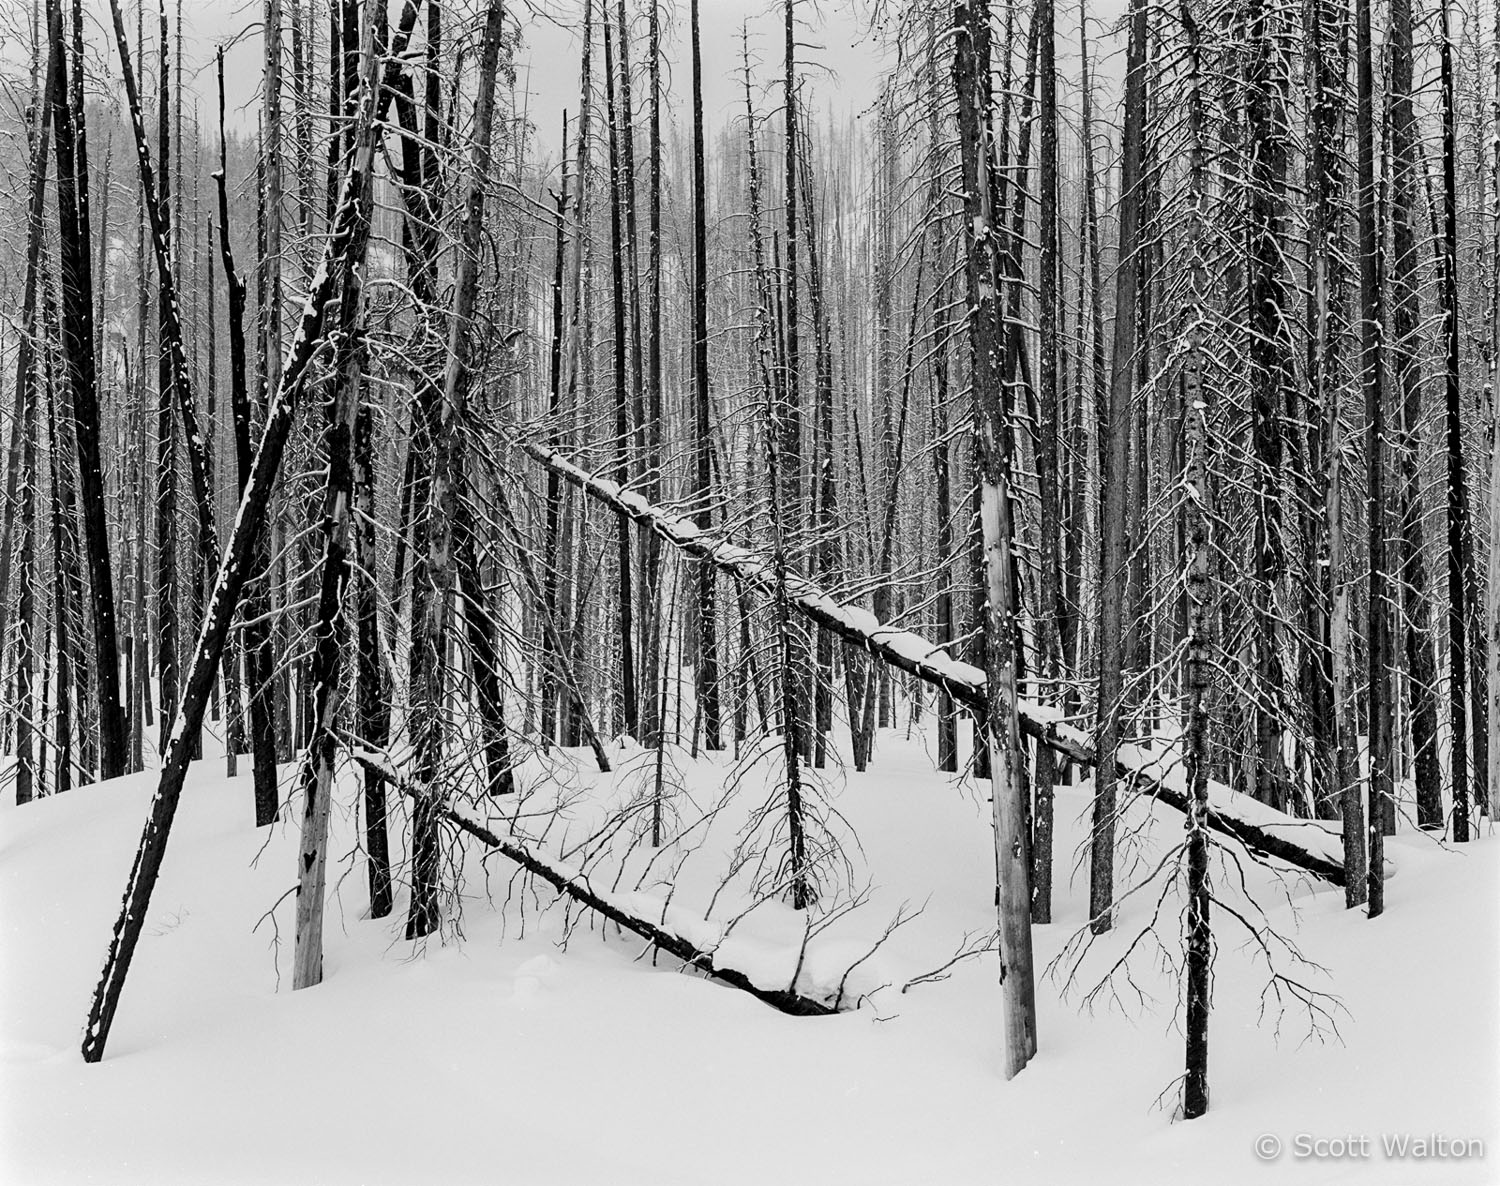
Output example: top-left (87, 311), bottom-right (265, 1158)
top-left (103, 0), bottom-right (222, 759)
top-left (81, 56), bottom-right (384, 1062)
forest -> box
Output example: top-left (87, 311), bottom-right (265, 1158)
top-left (0, 0), bottom-right (1496, 1179)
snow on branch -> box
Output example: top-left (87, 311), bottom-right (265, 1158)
top-left (519, 440), bottom-right (1380, 890)
top-left (350, 752), bottom-right (903, 1018)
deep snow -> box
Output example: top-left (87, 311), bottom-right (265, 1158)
top-left (1, 728), bottom-right (1496, 1185)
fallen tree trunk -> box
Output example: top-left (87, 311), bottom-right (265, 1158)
top-left (519, 441), bottom-right (1374, 889)
top-left (350, 753), bottom-right (837, 1017)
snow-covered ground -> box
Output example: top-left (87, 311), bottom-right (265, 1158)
top-left (2, 728), bottom-right (1496, 1184)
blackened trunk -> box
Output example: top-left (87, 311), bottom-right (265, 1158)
top-left (1354, 0), bottom-right (1390, 909)
top-left (216, 47), bottom-right (280, 826)
top-left (50, 0), bottom-right (126, 780)
top-left (1387, 0), bottom-right (1441, 828)
top-left (82, 61), bottom-right (384, 1062)
top-left (1092, 0), bottom-right (1148, 935)
top-left (690, 0), bottom-right (722, 750)
top-left (405, 0), bottom-right (508, 941)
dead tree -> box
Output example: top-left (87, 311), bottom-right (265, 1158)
top-left (291, 16), bottom-right (380, 990)
top-left (1353, 0), bottom-right (1390, 911)
top-left (1031, 0), bottom-right (1061, 924)
top-left (690, 0), bottom-right (722, 751)
top-left (215, 47), bottom-right (281, 827)
top-left (1308, 0), bottom-right (1367, 907)
top-left (49, 0), bottom-right (128, 780)
top-left (82, 54), bottom-right (385, 1063)
top-left (353, 755), bottom-right (842, 1017)
top-left (405, 0), bottom-right (509, 941)
top-left (1244, 0), bottom-right (1293, 812)
top-left (1092, 0), bottom-right (1148, 935)
top-left (155, 0), bottom-right (178, 755)
top-left (954, 0), bottom-right (1038, 1080)
top-left (522, 440), bottom-right (1364, 887)
top-left (602, 9), bottom-right (638, 740)
top-left (0, 40), bottom-right (56, 723)
top-left (354, 387), bottom-right (392, 917)
top-left (1179, 0), bottom-right (1214, 1118)
top-left (1439, 0), bottom-right (1477, 845)
top-left (1387, 0), bottom-right (1441, 830)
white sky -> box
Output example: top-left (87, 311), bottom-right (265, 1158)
top-left (521, 0), bottom-right (889, 151)
top-left (138, 0), bottom-right (893, 156)
top-left (0, 0), bottom-right (1132, 178)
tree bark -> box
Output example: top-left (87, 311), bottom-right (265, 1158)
top-left (1440, 0), bottom-right (1476, 845)
top-left (215, 47), bottom-right (281, 826)
top-left (355, 755), bottom-right (839, 1016)
top-left (354, 395), bottom-right (391, 918)
top-left (0, 39), bottom-right (54, 679)
top-left (1179, 1), bottom-right (1214, 1118)
top-left (1244, 0), bottom-right (1293, 812)
top-left (404, 0), bottom-right (509, 941)
top-left (525, 438), bottom-right (1361, 887)
top-left (954, 0), bottom-right (1037, 1080)
top-left (1031, 0), bottom-right (1061, 924)
top-left (1092, 0), bottom-right (1148, 935)
top-left (1354, 0), bottom-right (1390, 910)
top-left (51, 0), bottom-right (128, 781)
top-left (82, 65), bottom-right (385, 1062)
top-left (690, 0), bottom-right (722, 751)
top-left (602, 9), bottom-right (637, 741)
top-left (1388, 0), bottom-right (1442, 830)
top-left (292, 33), bottom-right (377, 990)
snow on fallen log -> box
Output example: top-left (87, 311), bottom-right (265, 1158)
top-left (1114, 743), bottom-right (1359, 886)
top-left (519, 441), bottom-right (1380, 890)
top-left (352, 753), bottom-right (867, 1017)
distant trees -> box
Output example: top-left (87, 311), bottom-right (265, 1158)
top-left (0, 0), bottom-right (1484, 1115)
